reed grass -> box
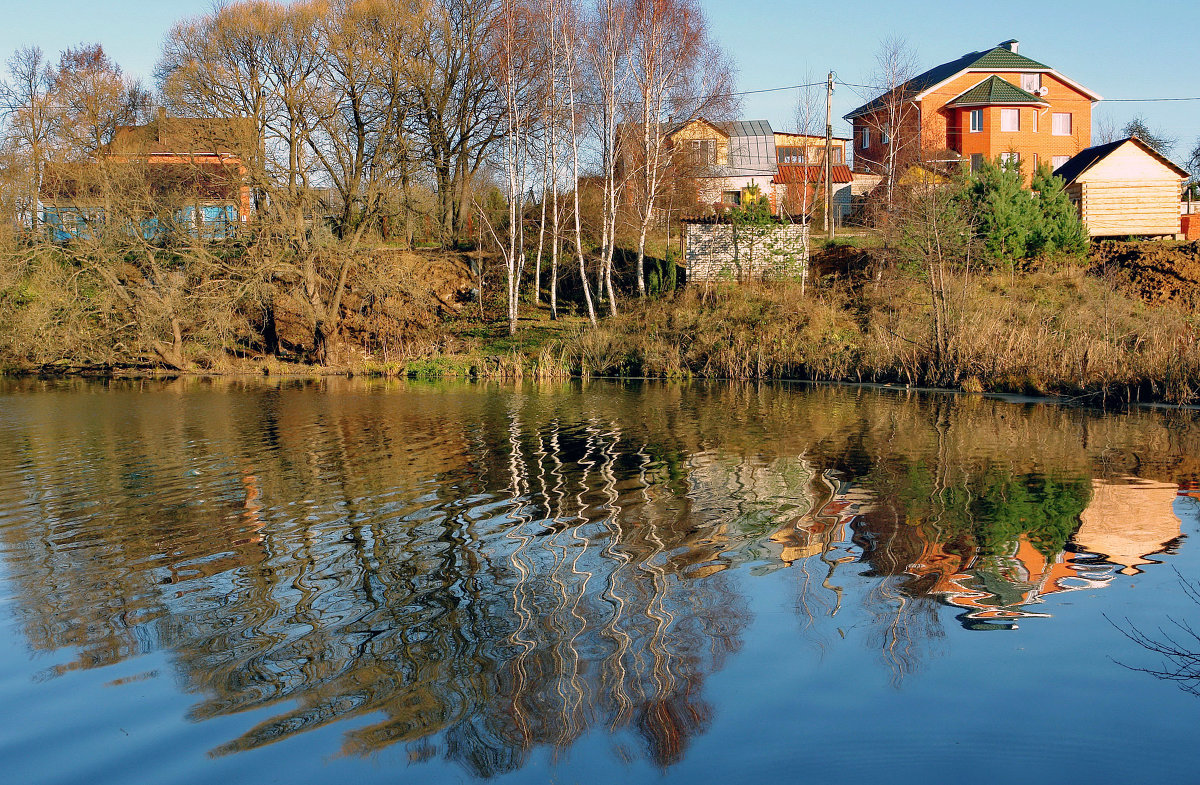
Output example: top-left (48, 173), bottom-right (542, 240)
top-left (560, 270), bottom-right (1200, 404)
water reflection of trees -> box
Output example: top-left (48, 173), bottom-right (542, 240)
top-left (0, 380), bottom-right (761, 777)
top-left (0, 379), bottom-right (1198, 773)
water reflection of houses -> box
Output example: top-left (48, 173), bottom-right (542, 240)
top-left (1075, 478), bottom-right (1185, 575)
top-left (770, 472), bottom-right (871, 564)
top-left (682, 451), bottom-right (818, 571)
top-left (908, 535), bottom-right (1116, 628)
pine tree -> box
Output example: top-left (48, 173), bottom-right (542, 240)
top-left (1030, 163), bottom-right (1088, 258)
top-left (963, 157), bottom-right (1037, 265)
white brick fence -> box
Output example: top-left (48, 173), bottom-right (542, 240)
top-left (683, 220), bottom-right (809, 283)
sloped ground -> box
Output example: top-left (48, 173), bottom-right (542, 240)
top-left (273, 249), bottom-right (477, 358)
top-left (1091, 240), bottom-right (1200, 308)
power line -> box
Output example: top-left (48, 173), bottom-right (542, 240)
top-left (1101, 97), bottom-right (1200, 103)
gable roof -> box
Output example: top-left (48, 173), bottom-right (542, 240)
top-left (948, 75), bottom-right (1048, 107)
top-left (664, 118), bottom-right (777, 178)
top-left (106, 111), bottom-right (255, 158)
top-left (670, 116), bottom-right (729, 139)
top-left (845, 41), bottom-right (1098, 120)
top-left (1054, 136), bottom-right (1190, 185)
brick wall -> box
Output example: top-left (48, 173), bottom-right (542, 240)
top-left (684, 222), bottom-right (809, 282)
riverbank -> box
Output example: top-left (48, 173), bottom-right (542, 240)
top-left (5, 241), bottom-right (1200, 405)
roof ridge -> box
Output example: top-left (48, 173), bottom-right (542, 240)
top-left (845, 42), bottom-right (1054, 120)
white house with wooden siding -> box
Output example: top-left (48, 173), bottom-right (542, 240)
top-left (1054, 136), bottom-right (1188, 238)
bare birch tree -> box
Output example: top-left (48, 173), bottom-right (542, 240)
top-left (1, 47), bottom-right (57, 231)
top-left (584, 0), bottom-right (631, 314)
top-left (861, 36), bottom-right (919, 212)
top-left (627, 0), bottom-right (733, 298)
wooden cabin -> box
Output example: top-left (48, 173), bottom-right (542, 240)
top-left (1054, 136), bottom-right (1187, 238)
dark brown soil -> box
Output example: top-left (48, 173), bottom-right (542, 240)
top-left (1090, 240), bottom-right (1200, 308)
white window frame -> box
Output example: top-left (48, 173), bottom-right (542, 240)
top-left (999, 151), bottom-right (1020, 167)
top-left (1000, 108), bottom-right (1020, 132)
top-left (860, 127), bottom-right (871, 148)
top-left (1052, 113), bottom-right (1072, 136)
top-left (881, 128), bottom-right (890, 145)
top-left (1030, 110), bottom-right (1037, 133)
top-left (1021, 73), bottom-right (1042, 93)
top-left (1052, 155), bottom-right (1070, 170)
top-left (969, 109), bottom-right (983, 133)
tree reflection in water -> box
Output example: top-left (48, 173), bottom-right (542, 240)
top-left (1111, 569), bottom-right (1200, 697)
top-left (0, 379), bottom-right (1196, 775)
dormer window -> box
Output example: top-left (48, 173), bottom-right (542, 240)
top-left (690, 139), bottom-right (716, 165)
top-left (1021, 73), bottom-right (1042, 93)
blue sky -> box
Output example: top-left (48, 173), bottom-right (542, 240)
top-left (2, 0), bottom-right (1196, 162)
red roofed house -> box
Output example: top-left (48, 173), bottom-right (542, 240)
top-left (845, 39), bottom-right (1101, 184)
top-left (772, 132), bottom-right (855, 223)
top-left (41, 109), bottom-right (254, 241)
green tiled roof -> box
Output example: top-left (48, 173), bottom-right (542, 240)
top-left (845, 43), bottom-right (1053, 119)
top-left (970, 48), bottom-right (1049, 70)
top-left (949, 76), bottom-right (1047, 107)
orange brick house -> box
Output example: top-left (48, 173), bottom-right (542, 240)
top-left (846, 40), bottom-right (1101, 183)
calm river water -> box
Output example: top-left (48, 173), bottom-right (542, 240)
top-left (1, 378), bottom-right (1199, 783)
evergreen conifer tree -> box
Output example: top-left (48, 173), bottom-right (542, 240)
top-left (1030, 163), bottom-right (1088, 258)
top-left (963, 158), bottom-right (1037, 265)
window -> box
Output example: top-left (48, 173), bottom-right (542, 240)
top-left (690, 138), bottom-right (716, 165)
top-left (778, 146), bottom-right (805, 164)
top-left (860, 127), bottom-right (871, 148)
top-left (1000, 108), bottom-right (1020, 132)
top-left (1052, 155), bottom-right (1070, 170)
top-left (831, 147), bottom-right (844, 164)
top-left (1052, 113), bottom-right (1072, 136)
top-left (1030, 110), bottom-right (1038, 133)
top-left (971, 153), bottom-right (984, 172)
top-left (1032, 153), bottom-right (1038, 171)
top-left (1021, 73), bottom-right (1042, 93)
top-left (999, 151), bottom-right (1020, 167)
top-left (721, 190), bottom-right (741, 206)
top-left (969, 109), bottom-right (983, 133)
top-left (881, 128), bottom-right (890, 145)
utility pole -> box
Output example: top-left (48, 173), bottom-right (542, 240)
top-left (825, 71), bottom-right (834, 242)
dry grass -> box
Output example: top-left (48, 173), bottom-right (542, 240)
top-left (560, 270), bottom-right (1200, 404)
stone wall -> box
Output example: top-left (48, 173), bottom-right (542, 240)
top-left (684, 221), bottom-right (809, 282)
